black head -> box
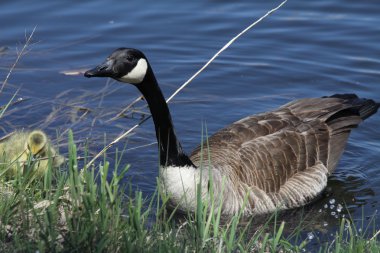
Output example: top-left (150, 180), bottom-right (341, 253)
top-left (84, 48), bottom-right (149, 84)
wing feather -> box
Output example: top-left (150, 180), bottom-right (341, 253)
top-left (189, 96), bottom-right (378, 211)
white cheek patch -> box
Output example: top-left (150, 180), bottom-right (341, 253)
top-left (119, 58), bottom-right (148, 84)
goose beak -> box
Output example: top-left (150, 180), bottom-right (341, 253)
top-left (84, 59), bottom-right (115, 78)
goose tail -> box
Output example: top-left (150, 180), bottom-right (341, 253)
top-left (321, 94), bottom-right (378, 172)
top-left (326, 94), bottom-right (379, 121)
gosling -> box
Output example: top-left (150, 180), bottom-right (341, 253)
top-left (0, 130), bottom-right (64, 178)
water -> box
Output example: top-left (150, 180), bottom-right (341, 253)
top-left (1, 0), bottom-right (380, 247)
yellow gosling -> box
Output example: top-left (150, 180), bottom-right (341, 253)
top-left (0, 130), bottom-right (64, 179)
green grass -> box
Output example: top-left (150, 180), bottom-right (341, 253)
top-left (0, 130), bottom-right (378, 252)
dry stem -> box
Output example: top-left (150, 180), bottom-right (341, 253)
top-left (0, 27), bottom-right (37, 94)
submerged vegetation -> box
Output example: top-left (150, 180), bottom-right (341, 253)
top-left (0, 130), bottom-right (377, 252)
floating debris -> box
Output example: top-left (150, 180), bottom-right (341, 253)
top-left (329, 198), bottom-right (336, 205)
top-left (307, 232), bottom-right (314, 240)
top-left (323, 221), bottom-right (328, 227)
top-left (60, 68), bottom-right (88, 76)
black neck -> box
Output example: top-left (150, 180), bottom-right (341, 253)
top-left (136, 66), bottom-right (194, 167)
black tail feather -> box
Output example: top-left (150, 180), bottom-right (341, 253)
top-left (358, 101), bottom-right (380, 120)
top-left (325, 93), bottom-right (379, 121)
top-left (325, 94), bottom-right (358, 100)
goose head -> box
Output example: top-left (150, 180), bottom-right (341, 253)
top-left (84, 48), bottom-right (150, 85)
top-left (25, 130), bottom-right (47, 157)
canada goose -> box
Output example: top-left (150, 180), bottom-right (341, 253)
top-left (0, 130), bottom-right (64, 178)
top-left (84, 48), bottom-right (379, 216)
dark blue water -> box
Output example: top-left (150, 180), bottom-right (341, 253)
top-left (1, 0), bottom-right (379, 246)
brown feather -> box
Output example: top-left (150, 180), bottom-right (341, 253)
top-left (190, 96), bottom-right (378, 211)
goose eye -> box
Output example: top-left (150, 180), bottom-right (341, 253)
top-left (126, 56), bottom-right (134, 62)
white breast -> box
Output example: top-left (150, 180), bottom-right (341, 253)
top-left (159, 165), bottom-right (250, 215)
top-left (159, 165), bottom-right (202, 211)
